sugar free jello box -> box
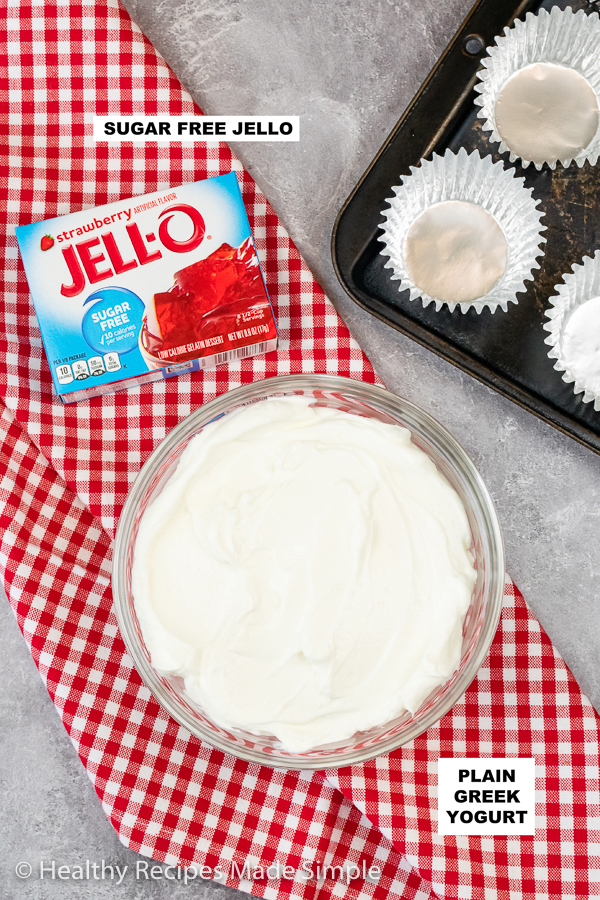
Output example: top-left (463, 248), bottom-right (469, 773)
top-left (15, 173), bottom-right (278, 402)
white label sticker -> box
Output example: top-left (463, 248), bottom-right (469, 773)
top-left (164, 362), bottom-right (195, 375)
top-left (437, 758), bottom-right (535, 835)
top-left (93, 116), bottom-right (300, 143)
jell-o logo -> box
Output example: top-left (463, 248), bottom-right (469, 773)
top-left (60, 204), bottom-right (205, 298)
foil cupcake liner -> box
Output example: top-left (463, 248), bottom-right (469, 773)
top-left (379, 148), bottom-right (546, 314)
top-left (543, 252), bottom-right (600, 411)
top-left (475, 6), bottom-right (600, 170)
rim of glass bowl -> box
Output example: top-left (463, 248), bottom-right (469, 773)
top-left (113, 374), bottom-right (505, 769)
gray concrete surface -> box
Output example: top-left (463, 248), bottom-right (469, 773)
top-left (3, 0), bottom-right (600, 897)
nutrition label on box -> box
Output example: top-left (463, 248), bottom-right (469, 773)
top-left (55, 353), bottom-right (120, 385)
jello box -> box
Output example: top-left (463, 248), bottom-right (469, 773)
top-left (15, 173), bottom-right (278, 403)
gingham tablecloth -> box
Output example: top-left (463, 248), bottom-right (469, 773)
top-left (1, 2), bottom-right (599, 899)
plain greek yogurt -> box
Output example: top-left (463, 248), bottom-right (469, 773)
top-left (132, 396), bottom-right (477, 753)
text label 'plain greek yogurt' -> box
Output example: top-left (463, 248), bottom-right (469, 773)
top-left (437, 758), bottom-right (536, 836)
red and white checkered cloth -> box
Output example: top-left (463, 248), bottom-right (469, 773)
top-left (1, 2), bottom-right (599, 898)
top-left (328, 582), bottom-right (600, 899)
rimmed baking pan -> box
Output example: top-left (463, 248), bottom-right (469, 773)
top-left (332, 0), bottom-right (600, 455)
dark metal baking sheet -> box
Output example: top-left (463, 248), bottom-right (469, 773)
top-left (332, 0), bottom-right (600, 455)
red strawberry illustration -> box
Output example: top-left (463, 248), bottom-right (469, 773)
top-left (40, 234), bottom-right (54, 251)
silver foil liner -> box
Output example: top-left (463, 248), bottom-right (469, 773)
top-left (379, 148), bottom-right (546, 314)
top-left (544, 252), bottom-right (600, 411)
top-left (475, 6), bottom-right (600, 170)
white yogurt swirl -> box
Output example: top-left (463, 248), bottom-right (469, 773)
top-left (132, 397), bottom-right (477, 752)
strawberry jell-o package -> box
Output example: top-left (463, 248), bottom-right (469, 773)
top-left (15, 172), bottom-right (278, 403)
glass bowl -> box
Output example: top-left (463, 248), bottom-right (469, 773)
top-left (112, 374), bottom-right (504, 769)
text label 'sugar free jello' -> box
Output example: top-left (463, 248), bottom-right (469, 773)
top-left (15, 173), bottom-right (278, 402)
